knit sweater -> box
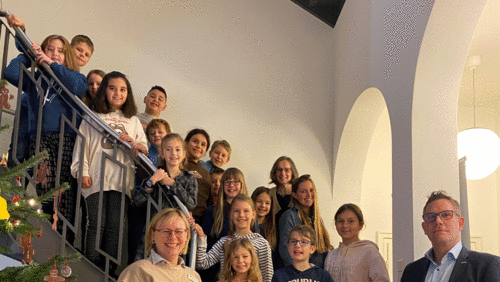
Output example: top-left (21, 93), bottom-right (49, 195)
top-left (271, 264), bottom-right (333, 282)
top-left (196, 232), bottom-right (274, 282)
top-left (71, 111), bottom-right (148, 198)
top-left (185, 160), bottom-right (211, 223)
top-left (118, 249), bottom-right (201, 282)
top-left (324, 240), bottom-right (389, 282)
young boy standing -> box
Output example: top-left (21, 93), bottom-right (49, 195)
top-left (209, 167), bottom-right (224, 206)
top-left (201, 140), bottom-right (231, 173)
top-left (137, 86), bottom-right (167, 129)
top-left (71, 35), bottom-right (94, 68)
top-left (272, 225), bottom-right (333, 282)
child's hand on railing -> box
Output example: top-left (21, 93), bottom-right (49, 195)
top-left (149, 168), bottom-right (166, 187)
top-left (130, 142), bottom-right (147, 157)
top-left (6, 14), bottom-right (25, 31)
top-left (119, 132), bottom-right (133, 143)
top-left (82, 176), bottom-right (92, 188)
top-left (192, 223), bottom-right (205, 237)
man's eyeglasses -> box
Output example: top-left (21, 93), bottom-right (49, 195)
top-left (288, 239), bottom-right (314, 246)
top-left (422, 210), bottom-right (458, 223)
top-left (155, 228), bottom-right (187, 238)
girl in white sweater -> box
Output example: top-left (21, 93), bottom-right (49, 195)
top-left (71, 71), bottom-right (147, 272)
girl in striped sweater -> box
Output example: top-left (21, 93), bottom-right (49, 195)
top-left (194, 194), bottom-right (273, 282)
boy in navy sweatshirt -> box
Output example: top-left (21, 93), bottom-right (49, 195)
top-left (272, 225), bottom-right (334, 282)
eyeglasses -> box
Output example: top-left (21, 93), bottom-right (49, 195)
top-left (224, 180), bottom-right (241, 186)
top-left (422, 210), bottom-right (458, 223)
top-left (288, 239), bottom-right (314, 246)
top-left (155, 228), bottom-right (187, 238)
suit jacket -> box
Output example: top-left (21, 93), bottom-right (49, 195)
top-left (401, 246), bottom-right (500, 282)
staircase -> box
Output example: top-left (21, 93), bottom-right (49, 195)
top-left (0, 10), bottom-right (196, 281)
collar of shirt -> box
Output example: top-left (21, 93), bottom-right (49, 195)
top-left (149, 144), bottom-right (159, 165)
top-left (149, 249), bottom-right (185, 267)
top-left (424, 241), bottom-right (462, 282)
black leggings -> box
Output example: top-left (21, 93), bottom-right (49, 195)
top-left (84, 191), bottom-right (128, 268)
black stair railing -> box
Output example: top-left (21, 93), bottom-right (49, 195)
top-left (0, 10), bottom-right (197, 281)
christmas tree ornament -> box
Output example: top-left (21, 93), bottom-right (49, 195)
top-left (60, 259), bottom-right (72, 278)
top-left (44, 262), bottom-right (65, 282)
top-left (34, 158), bottom-right (51, 185)
top-left (19, 233), bottom-right (34, 264)
top-left (0, 195), bottom-right (10, 219)
top-left (0, 80), bottom-right (13, 109)
top-left (9, 195), bottom-right (20, 204)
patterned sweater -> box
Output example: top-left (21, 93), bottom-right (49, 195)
top-left (196, 232), bottom-right (273, 282)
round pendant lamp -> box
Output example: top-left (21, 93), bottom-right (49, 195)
top-left (457, 55), bottom-right (500, 180)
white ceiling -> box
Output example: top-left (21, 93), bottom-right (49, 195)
top-left (459, 0), bottom-right (500, 109)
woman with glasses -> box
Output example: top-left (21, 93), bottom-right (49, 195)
top-left (118, 208), bottom-right (201, 281)
top-left (324, 203), bottom-right (389, 282)
top-left (268, 156), bottom-right (299, 223)
top-left (278, 174), bottom-right (332, 268)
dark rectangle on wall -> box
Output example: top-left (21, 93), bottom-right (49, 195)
top-left (291, 0), bottom-right (346, 28)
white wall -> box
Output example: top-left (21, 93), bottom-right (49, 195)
top-left (1, 0), bottom-right (338, 233)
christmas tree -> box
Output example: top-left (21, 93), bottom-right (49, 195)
top-left (0, 80), bottom-right (81, 281)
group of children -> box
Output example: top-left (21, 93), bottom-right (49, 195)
top-left (3, 13), bottom-right (391, 282)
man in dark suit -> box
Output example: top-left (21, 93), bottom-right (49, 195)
top-left (401, 190), bottom-right (500, 282)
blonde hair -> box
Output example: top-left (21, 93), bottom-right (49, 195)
top-left (145, 208), bottom-right (191, 256)
top-left (221, 238), bottom-right (262, 282)
top-left (146, 119), bottom-right (172, 142)
top-left (291, 175), bottom-right (332, 253)
top-left (211, 168), bottom-right (248, 236)
top-left (251, 187), bottom-right (277, 249)
top-left (210, 140), bottom-right (232, 158)
top-left (156, 133), bottom-right (185, 169)
top-left (228, 194), bottom-right (256, 236)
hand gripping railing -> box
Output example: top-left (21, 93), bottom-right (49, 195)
top-left (0, 9), bottom-right (197, 276)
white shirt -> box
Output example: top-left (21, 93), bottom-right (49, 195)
top-left (424, 241), bottom-right (462, 282)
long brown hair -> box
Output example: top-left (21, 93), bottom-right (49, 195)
top-left (251, 187), bottom-right (277, 249)
top-left (40, 35), bottom-right (79, 71)
top-left (211, 168), bottom-right (248, 236)
top-left (291, 174), bottom-right (332, 253)
top-left (90, 71), bottom-right (137, 118)
top-left (221, 238), bottom-right (262, 282)
top-left (82, 69), bottom-right (106, 106)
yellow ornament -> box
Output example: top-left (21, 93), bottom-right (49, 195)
top-left (0, 195), bottom-right (10, 219)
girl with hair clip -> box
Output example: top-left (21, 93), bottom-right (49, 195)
top-left (200, 167), bottom-right (249, 282)
top-left (278, 175), bottom-right (332, 268)
top-left (184, 128), bottom-right (212, 223)
top-left (4, 33), bottom-right (87, 242)
top-left (71, 71), bottom-right (147, 273)
top-left (251, 187), bottom-right (283, 270)
top-left (268, 156), bottom-right (299, 224)
top-left (194, 194), bottom-right (273, 282)
top-left (324, 203), bottom-right (389, 282)
top-left (82, 69), bottom-right (106, 107)
top-left (221, 238), bottom-right (263, 282)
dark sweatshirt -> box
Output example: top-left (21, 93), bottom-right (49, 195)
top-left (271, 264), bottom-right (334, 282)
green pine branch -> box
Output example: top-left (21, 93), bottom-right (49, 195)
top-left (0, 253), bottom-right (82, 281)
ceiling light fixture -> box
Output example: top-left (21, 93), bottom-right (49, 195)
top-left (457, 55), bottom-right (500, 180)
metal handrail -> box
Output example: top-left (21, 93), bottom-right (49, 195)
top-left (0, 9), bottom-right (197, 274)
